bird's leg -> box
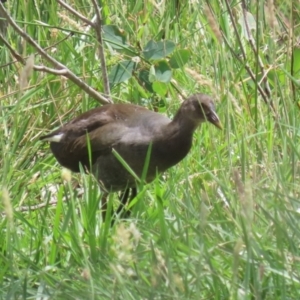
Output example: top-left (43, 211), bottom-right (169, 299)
top-left (109, 188), bottom-right (129, 226)
top-left (124, 187), bottom-right (137, 218)
top-left (115, 188), bottom-right (137, 219)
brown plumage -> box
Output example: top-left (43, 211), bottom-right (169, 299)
top-left (40, 94), bottom-right (222, 221)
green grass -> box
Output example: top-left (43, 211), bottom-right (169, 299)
top-left (1, 0), bottom-right (300, 299)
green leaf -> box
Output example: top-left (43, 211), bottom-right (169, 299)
top-left (154, 60), bottom-right (172, 83)
top-left (103, 25), bottom-right (127, 49)
top-left (143, 40), bottom-right (156, 60)
top-left (143, 40), bottom-right (176, 60)
top-left (152, 82), bottom-right (168, 96)
top-left (138, 69), bottom-right (154, 93)
top-left (169, 49), bottom-right (191, 69)
top-left (108, 60), bottom-right (136, 86)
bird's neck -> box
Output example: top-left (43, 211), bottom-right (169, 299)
top-left (153, 112), bottom-right (202, 172)
top-left (172, 108), bottom-right (200, 134)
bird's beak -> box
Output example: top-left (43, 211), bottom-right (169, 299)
top-left (207, 111), bottom-right (222, 130)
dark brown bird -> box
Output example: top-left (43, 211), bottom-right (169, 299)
top-left (40, 93), bottom-right (222, 221)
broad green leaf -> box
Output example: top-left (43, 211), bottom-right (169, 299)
top-left (169, 49), bottom-right (191, 69)
top-left (152, 82), bottom-right (168, 96)
top-left (143, 40), bottom-right (156, 60)
top-left (154, 60), bottom-right (172, 83)
top-left (109, 60), bottom-right (136, 86)
top-left (143, 40), bottom-right (176, 60)
top-left (138, 69), bottom-right (154, 93)
top-left (103, 25), bottom-right (127, 49)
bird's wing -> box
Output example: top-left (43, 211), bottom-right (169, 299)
top-left (70, 122), bottom-right (128, 152)
top-left (40, 106), bottom-right (117, 141)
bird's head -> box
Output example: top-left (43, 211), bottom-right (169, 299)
top-left (182, 93), bottom-right (222, 129)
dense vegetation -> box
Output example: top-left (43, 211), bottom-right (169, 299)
top-left (1, 0), bottom-right (300, 298)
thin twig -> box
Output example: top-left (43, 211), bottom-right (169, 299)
top-left (16, 199), bottom-right (63, 212)
top-left (223, 0), bottom-right (277, 115)
top-left (0, 33), bottom-right (24, 63)
top-left (33, 65), bottom-right (71, 74)
top-left (91, 0), bottom-right (111, 99)
top-left (0, 32), bottom-right (74, 69)
top-left (241, 0), bottom-right (272, 98)
top-left (57, 0), bottom-right (94, 27)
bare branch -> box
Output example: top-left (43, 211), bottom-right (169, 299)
top-left (91, 0), bottom-right (111, 99)
top-left (223, 0), bottom-right (277, 116)
top-left (0, 32), bottom-right (24, 63)
top-left (0, 2), bottom-right (111, 105)
top-left (33, 64), bottom-right (110, 101)
top-left (33, 65), bottom-right (69, 74)
top-left (241, 1), bottom-right (272, 99)
top-left (57, 0), bottom-right (94, 27)
top-left (0, 32), bottom-right (73, 69)
top-left (16, 199), bottom-right (64, 212)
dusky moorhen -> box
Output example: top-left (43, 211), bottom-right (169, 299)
top-left (40, 93), bottom-right (222, 220)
